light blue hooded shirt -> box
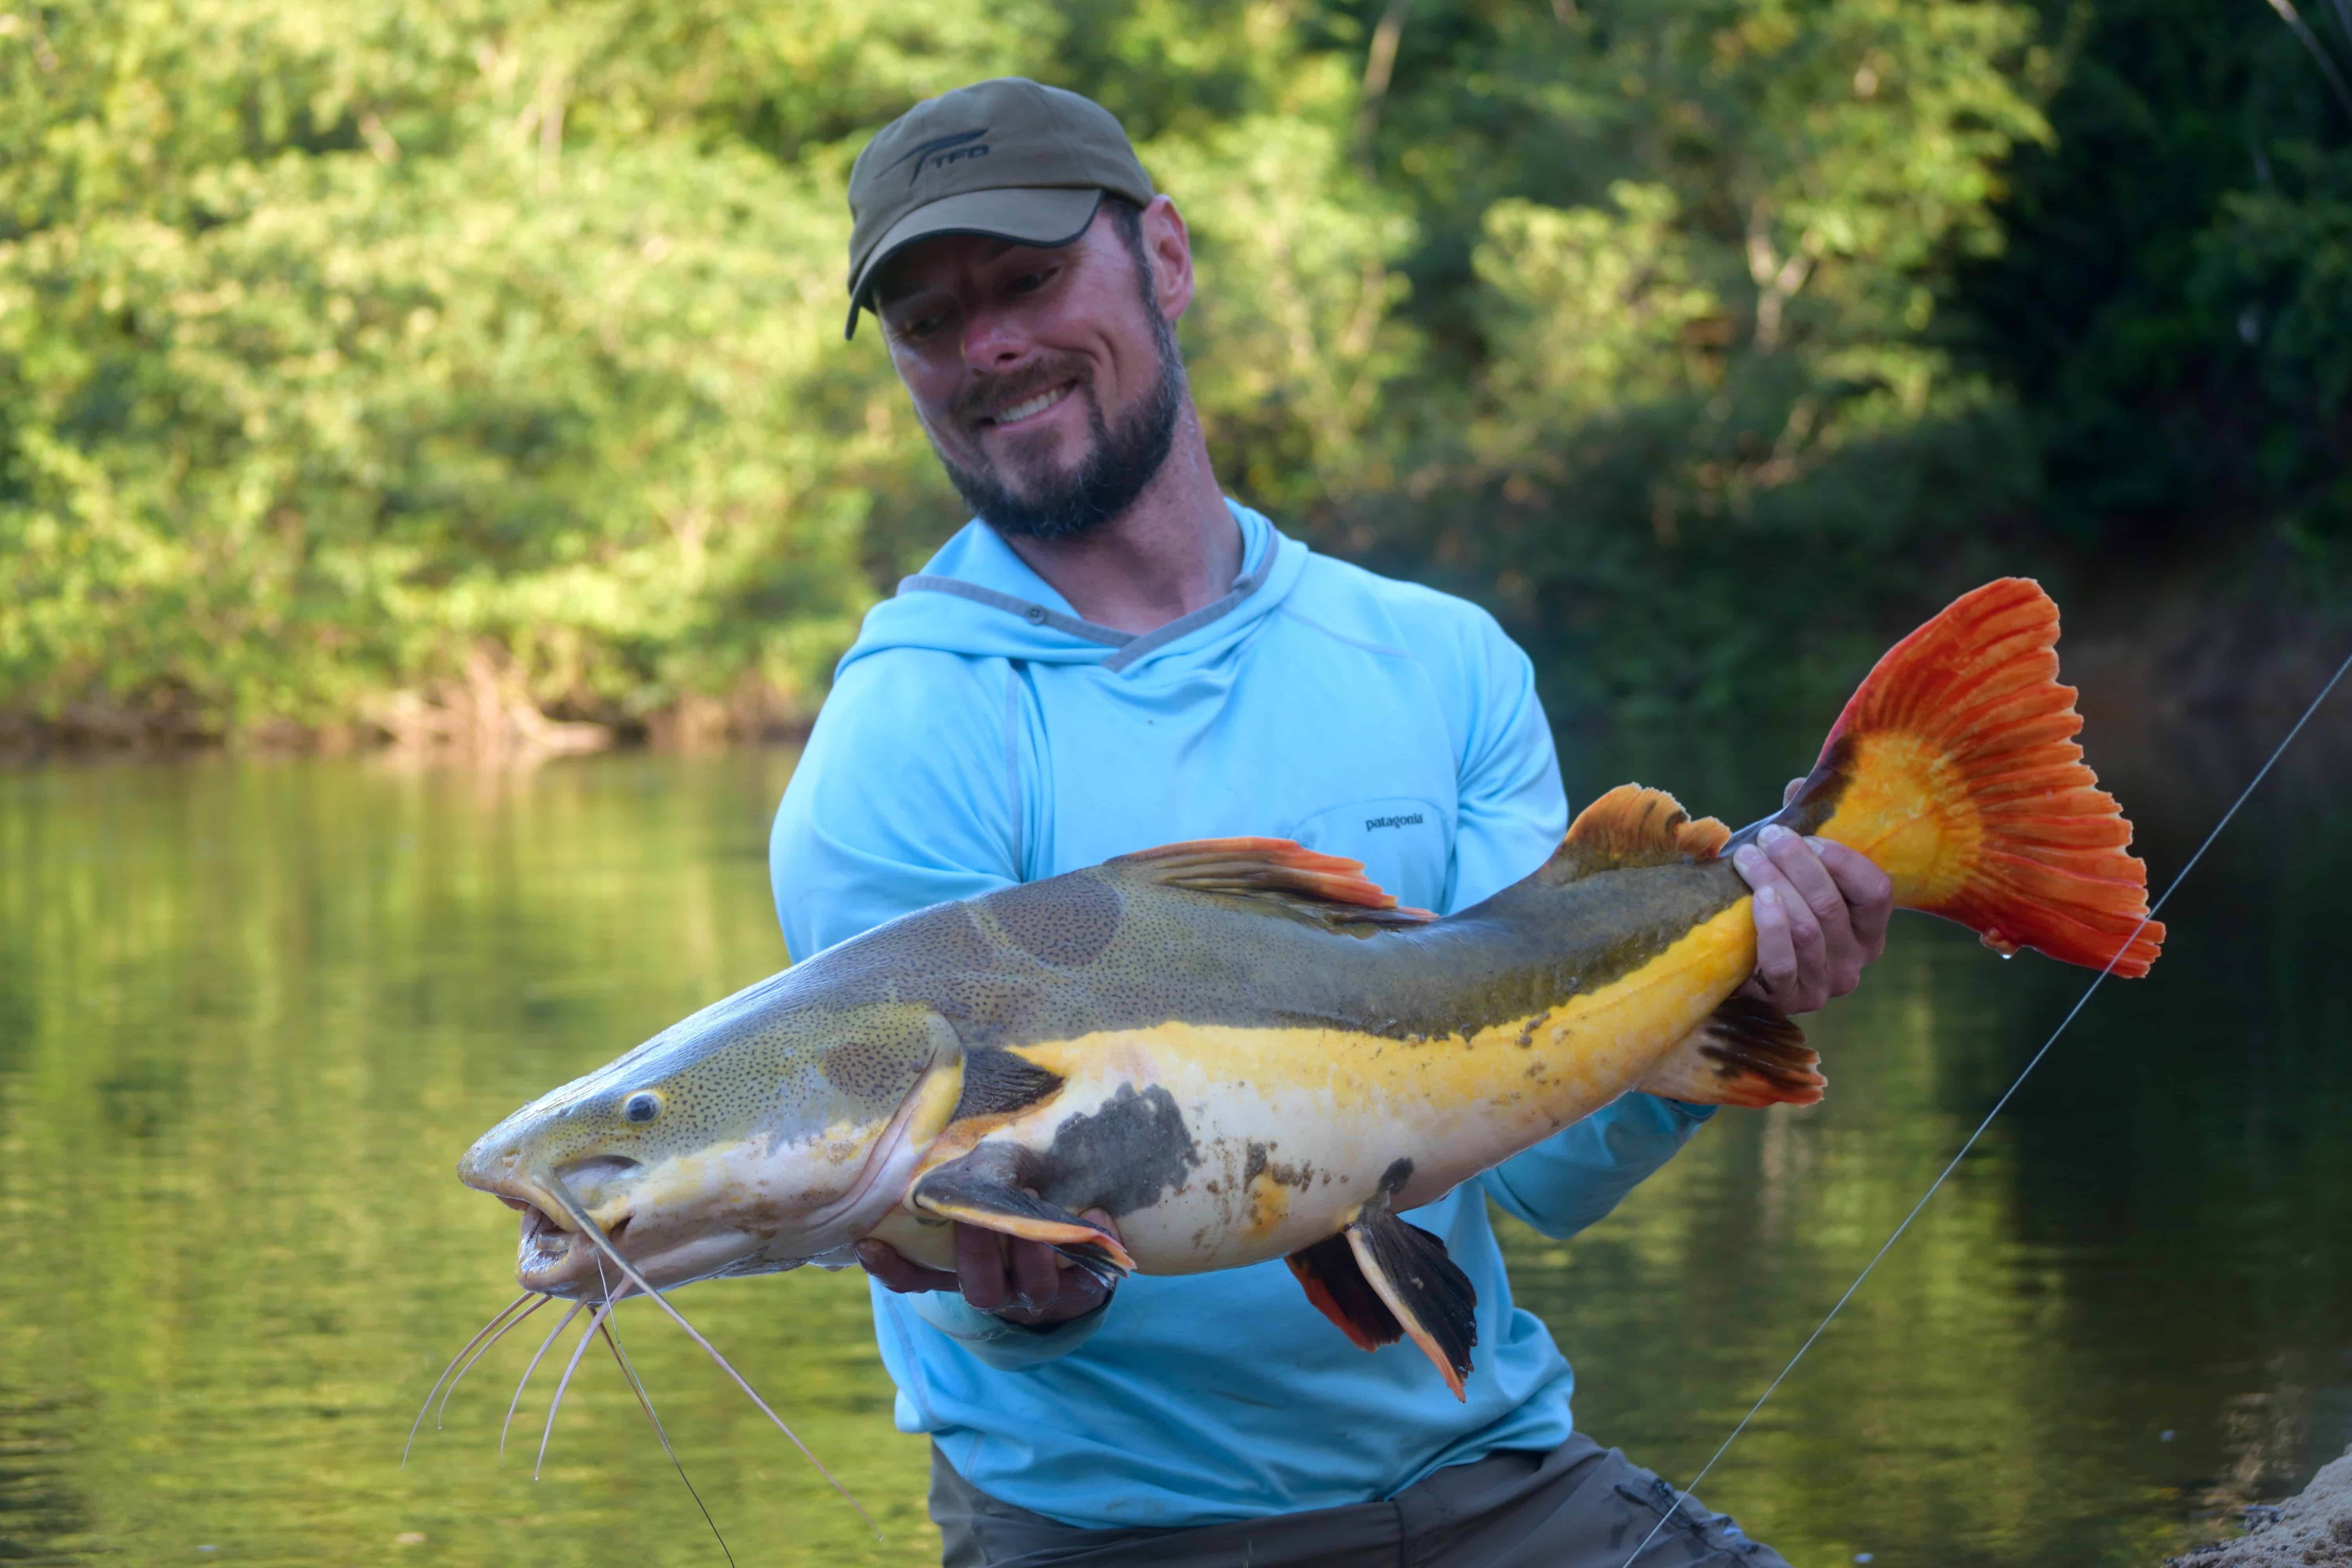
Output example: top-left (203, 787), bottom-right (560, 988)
top-left (768, 499), bottom-right (1713, 1530)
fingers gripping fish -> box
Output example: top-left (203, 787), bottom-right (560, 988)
top-left (458, 579), bottom-right (2163, 1402)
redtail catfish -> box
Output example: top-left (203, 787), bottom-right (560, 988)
top-left (457, 579), bottom-right (2162, 1401)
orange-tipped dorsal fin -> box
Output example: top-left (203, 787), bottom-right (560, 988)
top-left (1540, 785), bottom-right (1733, 884)
top-left (1109, 838), bottom-right (1437, 931)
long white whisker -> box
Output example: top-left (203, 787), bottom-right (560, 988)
top-left (438, 1294), bottom-right (551, 1431)
top-left (595, 1258), bottom-right (738, 1568)
top-left (534, 1298), bottom-right (613, 1481)
top-left (405, 1291), bottom-right (531, 1467)
top-left (501, 1299), bottom-right (585, 1461)
top-left (545, 1176), bottom-right (875, 1530)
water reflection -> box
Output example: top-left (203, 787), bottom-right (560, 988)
top-left (0, 723), bottom-right (2342, 1566)
top-left (0, 753), bottom-right (929, 1566)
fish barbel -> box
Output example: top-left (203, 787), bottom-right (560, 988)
top-left (458, 578), bottom-right (2163, 1398)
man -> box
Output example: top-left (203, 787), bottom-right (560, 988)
top-left (769, 77), bottom-right (1892, 1567)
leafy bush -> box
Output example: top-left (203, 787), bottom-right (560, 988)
top-left (0, 0), bottom-right (2341, 742)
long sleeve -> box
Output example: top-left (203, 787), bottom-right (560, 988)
top-left (1435, 603), bottom-right (1566, 914)
top-left (1478, 1091), bottom-right (1713, 1239)
top-left (771, 648), bottom-right (1023, 963)
top-left (1437, 606), bottom-right (1719, 1240)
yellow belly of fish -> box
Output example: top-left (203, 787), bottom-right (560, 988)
top-left (905, 902), bottom-right (1759, 1275)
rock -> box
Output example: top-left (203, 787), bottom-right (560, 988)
top-left (2165, 1444), bottom-right (2352, 1567)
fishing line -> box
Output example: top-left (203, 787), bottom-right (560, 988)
top-left (1620, 645), bottom-right (2352, 1567)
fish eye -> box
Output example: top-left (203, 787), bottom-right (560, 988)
top-left (623, 1091), bottom-right (661, 1123)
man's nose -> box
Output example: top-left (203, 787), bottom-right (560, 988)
top-left (959, 298), bottom-right (1033, 370)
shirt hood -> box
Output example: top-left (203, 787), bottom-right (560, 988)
top-left (837, 499), bottom-right (1308, 677)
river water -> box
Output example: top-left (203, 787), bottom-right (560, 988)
top-left (0, 715), bottom-right (2345, 1566)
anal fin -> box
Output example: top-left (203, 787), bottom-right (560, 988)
top-left (1638, 992), bottom-right (1824, 1108)
top-left (910, 1152), bottom-right (1136, 1284)
top-left (1285, 1203), bottom-right (1477, 1400)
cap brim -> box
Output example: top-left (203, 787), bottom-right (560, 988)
top-left (844, 187), bottom-right (1106, 339)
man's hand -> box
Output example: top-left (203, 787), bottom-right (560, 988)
top-left (855, 1210), bottom-right (1121, 1328)
top-left (1728, 781), bottom-right (1894, 1015)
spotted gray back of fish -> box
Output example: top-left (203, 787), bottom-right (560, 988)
top-left (777, 852), bottom-right (1749, 1053)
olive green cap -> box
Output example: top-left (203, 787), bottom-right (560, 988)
top-left (843, 78), bottom-right (1155, 339)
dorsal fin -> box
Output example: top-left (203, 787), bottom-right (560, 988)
top-left (1539, 785), bottom-right (1731, 884)
top-left (1109, 837), bottom-right (1436, 931)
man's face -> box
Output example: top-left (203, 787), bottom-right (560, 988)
top-left (874, 205), bottom-right (1187, 540)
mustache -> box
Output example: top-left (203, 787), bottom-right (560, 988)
top-left (951, 358), bottom-right (1092, 426)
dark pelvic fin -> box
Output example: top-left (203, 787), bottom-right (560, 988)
top-left (951, 1049), bottom-right (1065, 1122)
top-left (1286, 1232), bottom-right (1397, 1354)
top-left (909, 1152), bottom-right (1136, 1283)
top-left (1537, 784), bottom-right (1734, 886)
top-left (1285, 1205), bottom-right (1478, 1400)
top-left (1108, 838), bottom-right (1437, 931)
top-left (1637, 992), bottom-right (1824, 1108)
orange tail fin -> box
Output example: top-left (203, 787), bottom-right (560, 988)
top-left (1777, 578), bottom-right (2163, 977)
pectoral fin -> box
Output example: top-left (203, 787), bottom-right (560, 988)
top-left (1285, 1204), bottom-right (1478, 1400)
top-left (909, 1151), bottom-right (1136, 1284)
top-left (1637, 992), bottom-right (1823, 1107)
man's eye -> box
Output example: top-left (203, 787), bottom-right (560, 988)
top-left (1011, 268), bottom-right (1055, 293)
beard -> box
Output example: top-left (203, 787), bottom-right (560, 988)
top-left (934, 315), bottom-right (1188, 543)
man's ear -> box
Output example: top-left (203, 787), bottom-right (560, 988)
top-left (1140, 194), bottom-right (1195, 325)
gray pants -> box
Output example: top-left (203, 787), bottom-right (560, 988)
top-left (929, 1433), bottom-right (1790, 1567)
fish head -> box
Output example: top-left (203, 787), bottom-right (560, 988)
top-left (459, 975), bottom-right (965, 1299)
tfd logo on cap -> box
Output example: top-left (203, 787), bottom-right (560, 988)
top-left (887, 128), bottom-right (992, 187)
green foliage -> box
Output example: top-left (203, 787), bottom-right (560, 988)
top-left (1, 139), bottom-right (886, 725)
top-left (1336, 0), bottom-right (2053, 719)
top-left (2192, 140), bottom-right (2352, 574)
top-left (1147, 96), bottom-right (1419, 512)
top-left (0, 0), bottom-right (2341, 740)
top-left (0, 0), bottom-right (960, 736)
top-left (0, 0), bottom-right (1392, 737)
top-left (1955, 0), bottom-right (2352, 555)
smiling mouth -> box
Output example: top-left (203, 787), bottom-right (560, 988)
top-left (984, 382), bottom-right (1075, 428)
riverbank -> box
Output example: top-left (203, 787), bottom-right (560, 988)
top-left (6, 538), bottom-right (2346, 764)
top-left (2167, 1442), bottom-right (2352, 1566)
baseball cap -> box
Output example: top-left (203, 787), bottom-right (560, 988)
top-left (843, 78), bottom-right (1156, 339)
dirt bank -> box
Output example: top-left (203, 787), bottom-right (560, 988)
top-left (2168, 1443), bottom-right (2352, 1567)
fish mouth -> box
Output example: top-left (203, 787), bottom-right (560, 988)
top-left (468, 1150), bottom-right (645, 1296)
top-left (501, 1193), bottom-right (635, 1290)
top-left (476, 1166), bottom-right (770, 1300)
